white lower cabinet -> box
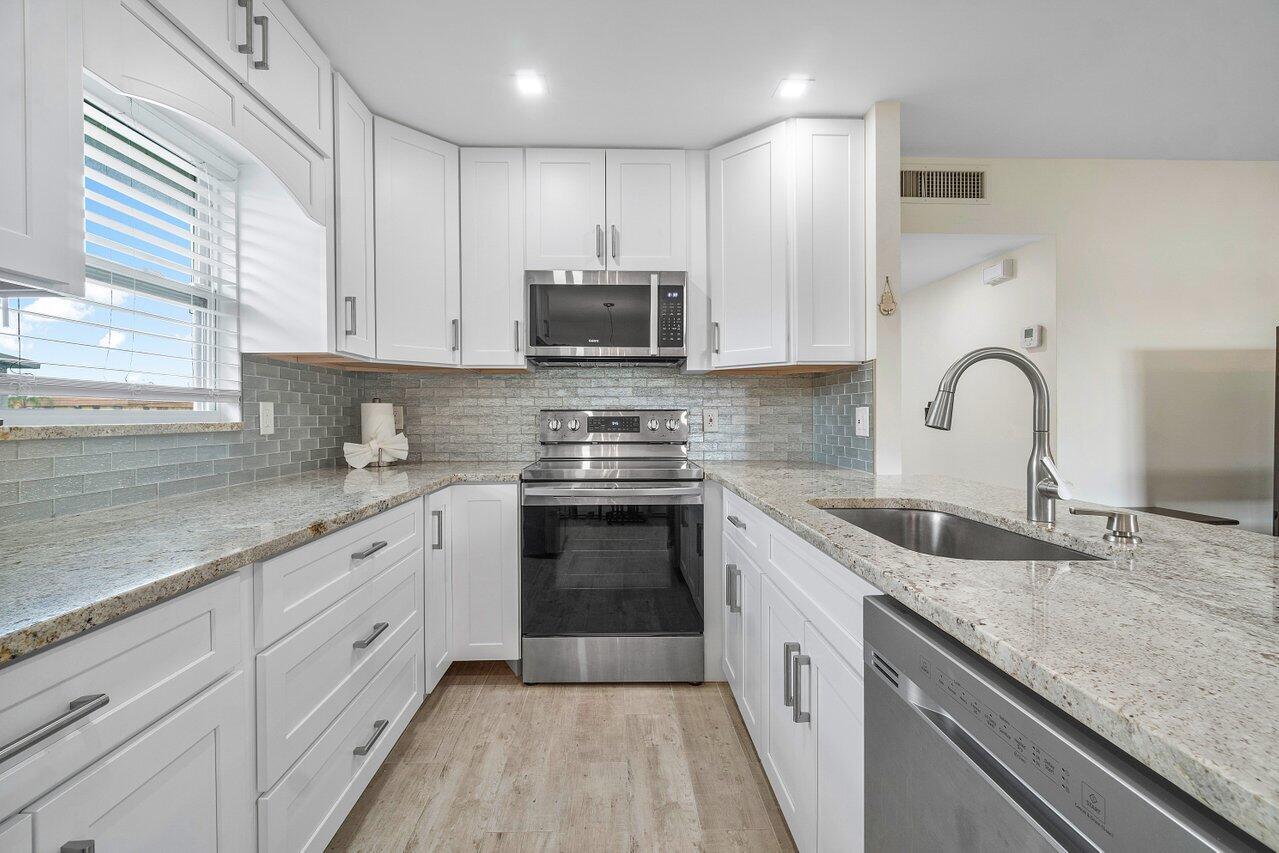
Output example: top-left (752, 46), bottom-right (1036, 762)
top-left (424, 489), bottom-right (454, 693)
top-left (722, 487), bottom-right (878, 853)
top-left (449, 484), bottom-right (520, 661)
top-left (26, 672), bottom-right (254, 853)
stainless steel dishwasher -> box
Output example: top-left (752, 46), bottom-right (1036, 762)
top-left (863, 596), bottom-right (1267, 852)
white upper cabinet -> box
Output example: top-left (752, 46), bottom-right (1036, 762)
top-left (524, 148), bottom-right (607, 270)
top-left (792, 118), bottom-right (866, 363)
top-left (525, 148), bottom-right (688, 271)
top-left (373, 117), bottom-right (460, 365)
top-left (709, 122), bottom-right (790, 367)
top-left (460, 148), bottom-right (526, 367)
top-left (148, 0), bottom-right (248, 76)
top-left (605, 149), bottom-right (687, 271)
top-left (0, 0), bottom-right (84, 296)
top-left (242, 0), bottom-right (332, 156)
top-left (332, 74), bottom-right (376, 358)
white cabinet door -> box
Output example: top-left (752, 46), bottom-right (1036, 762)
top-left (148, 0), bottom-right (247, 78)
top-left (333, 73), bottom-right (376, 358)
top-left (807, 622), bottom-right (865, 853)
top-left (524, 148), bottom-right (606, 270)
top-left (27, 672), bottom-right (253, 853)
top-left (721, 541), bottom-right (744, 696)
top-left (0, 0), bottom-right (83, 295)
top-left (242, 0), bottom-right (332, 156)
top-left (450, 484), bottom-right (520, 660)
top-left (425, 489), bottom-right (453, 693)
top-left (760, 574), bottom-right (816, 851)
top-left (793, 118), bottom-right (866, 364)
top-left (460, 148), bottom-right (526, 367)
top-left (723, 536), bottom-right (764, 747)
top-left (374, 117), bottom-right (460, 365)
top-left (605, 149), bottom-right (687, 271)
top-left (709, 122), bottom-right (789, 367)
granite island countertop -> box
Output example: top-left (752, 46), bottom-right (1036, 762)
top-left (0, 461), bottom-right (524, 665)
top-left (703, 461), bottom-right (1279, 849)
top-left (1, 459), bottom-right (1276, 845)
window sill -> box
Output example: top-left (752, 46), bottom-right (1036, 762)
top-left (0, 421), bottom-right (244, 442)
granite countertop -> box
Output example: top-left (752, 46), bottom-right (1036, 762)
top-left (702, 461), bottom-right (1279, 848)
top-left (0, 462), bottom-right (523, 666)
top-left (1, 459), bottom-right (1276, 844)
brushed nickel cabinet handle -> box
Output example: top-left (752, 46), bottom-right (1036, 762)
top-left (351, 540), bottom-right (387, 560)
top-left (432, 509), bottom-right (444, 550)
top-left (611, 224), bottom-right (619, 262)
top-left (0, 693), bottom-right (110, 764)
top-left (595, 224), bottom-right (604, 265)
top-left (792, 653), bottom-right (812, 723)
top-left (782, 641), bottom-right (800, 708)
top-left (713, 321), bottom-right (721, 354)
top-left (253, 14), bottom-right (269, 70)
top-left (345, 296), bottom-right (357, 336)
top-left (725, 563), bottom-right (741, 613)
top-left (236, 0), bottom-right (254, 54)
top-left (451, 318), bottom-right (460, 351)
top-left (514, 319), bottom-right (521, 352)
top-left (353, 719), bottom-right (389, 756)
top-left (352, 621), bottom-right (389, 649)
top-left (727, 514), bottom-right (745, 531)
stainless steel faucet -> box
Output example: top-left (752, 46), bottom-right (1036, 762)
top-left (924, 347), bottom-right (1070, 527)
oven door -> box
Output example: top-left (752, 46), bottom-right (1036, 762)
top-left (526, 278), bottom-right (655, 358)
top-left (520, 483), bottom-right (704, 640)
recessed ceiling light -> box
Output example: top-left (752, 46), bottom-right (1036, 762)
top-left (774, 75), bottom-right (814, 99)
top-left (515, 70), bottom-right (547, 98)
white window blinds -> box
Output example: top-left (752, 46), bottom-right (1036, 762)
top-left (0, 101), bottom-right (240, 417)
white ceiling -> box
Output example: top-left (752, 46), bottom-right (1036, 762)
top-left (901, 234), bottom-right (1043, 292)
top-left (291, 0), bottom-right (1279, 158)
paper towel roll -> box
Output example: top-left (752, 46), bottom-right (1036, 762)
top-left (360, 403), bottom-right (397, 466)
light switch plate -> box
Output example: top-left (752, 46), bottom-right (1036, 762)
top-left (259, 401), bottom-right (275, 436)
top-left (703, 409), bottom-right (719, 432)
top-left (855, 406), bottom-right (871, 438)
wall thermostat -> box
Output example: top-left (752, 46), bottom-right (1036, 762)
top-left (1021, 325), bottom-right (1043, 349)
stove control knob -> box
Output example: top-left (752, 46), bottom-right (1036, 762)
top-left (547, 418), bottom-right (562, 431)
top-left (665, 418), bottom-right (680, 431)
top-left (647, 418), bottom-right (660, 431)
top-left (567, 418), bottom-right (580, 432)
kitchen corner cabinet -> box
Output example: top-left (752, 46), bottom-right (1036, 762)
top-left (373, 117), bottom-right (460, 365)
top-left (333, 74), bottom-right (377, 358)
top-left (425, 489), bottom-right (454, 693)
top-left (709, 118), bottom-right (868, 369)
top-left (0, 0), bottom-right (84, 296)
top-left (449, 484), bottom-right (520, 661)
top-left (525, 149), bottom-right (687, 271)
top-left (460, 148), bottom-right (526, 367)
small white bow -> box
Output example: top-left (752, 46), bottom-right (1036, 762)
top-left (343, 432), bottom-right (409, 469)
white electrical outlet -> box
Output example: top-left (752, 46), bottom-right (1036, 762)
top-left (855, 406), bottom-right (871, 438)
top-left (703, 409), bottom-right (719, 432)
top-left (259, 401), bottom-right (275, 436)
top-left (393, 405), bottom-right (405, 431)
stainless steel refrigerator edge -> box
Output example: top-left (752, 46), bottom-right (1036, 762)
top-left (862, 596), bottom-right (1266, 852)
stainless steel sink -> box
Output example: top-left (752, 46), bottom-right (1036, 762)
top-left (820, 507), bottom-right (1101, 561)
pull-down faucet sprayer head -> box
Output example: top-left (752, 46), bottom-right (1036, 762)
top-left (924, 390), bottom-right (955, 430)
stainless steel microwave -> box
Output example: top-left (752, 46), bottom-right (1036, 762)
top-left (525, 270), bottom-right (686, 361)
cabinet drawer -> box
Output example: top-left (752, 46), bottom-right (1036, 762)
top-left (256, 499), bottom-right (423, 647)
top-left (0, 576), bottom-right (241, 817)
top-left (27, 671), bottom-right (253, 853)
top-left (723, 488), bottom-right (768, 565)
top-left (256, 550), bottom-right (422, 789)
top-left (258, 632), bottom-right (423, 853)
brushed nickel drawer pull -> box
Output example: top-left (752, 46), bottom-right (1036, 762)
top-left (0, 693), bottom-right (109, 764)
top-left (782, 642), bottom-right (799, 708)
top-left (352, 621), bottom-right (389, 649)
top-left (792, 653), bottom-right (812, 724)
top-left (351, 540), bottom-right (387, 560)
top-left (353, 718), bottom-right (389, 756)
top-left (727, 514), bottom-right (746, 530)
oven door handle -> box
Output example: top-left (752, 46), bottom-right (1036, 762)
top-left (522, 483), bottom-right (703, 506)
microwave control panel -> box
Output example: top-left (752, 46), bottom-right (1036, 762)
top-left (657, 286), bottom-right (685, 348)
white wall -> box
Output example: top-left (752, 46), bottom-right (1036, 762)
top-left (901, 239), bottom-right (1057, 490)
top-left (865, 102), bottom-right (903, 474)
top-left (903, 158), bottom-right (1279, 532)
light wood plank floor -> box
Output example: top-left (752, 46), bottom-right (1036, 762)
top-left (327, 661), bottom-right (798, 853)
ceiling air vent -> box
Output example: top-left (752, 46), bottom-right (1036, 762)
top-left (901, 168), bottom-right (987, 202)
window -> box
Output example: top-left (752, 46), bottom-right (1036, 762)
top-left (0, 100), bottom-right (240, 424)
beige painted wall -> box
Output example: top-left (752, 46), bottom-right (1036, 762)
top-left (903, 158), bottom-right (1279, 532)
top-left (901, 238), bottom-right (1057, 489)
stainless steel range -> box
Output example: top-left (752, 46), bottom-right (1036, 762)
top-left (520, 409), bottom-right (704, 683)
